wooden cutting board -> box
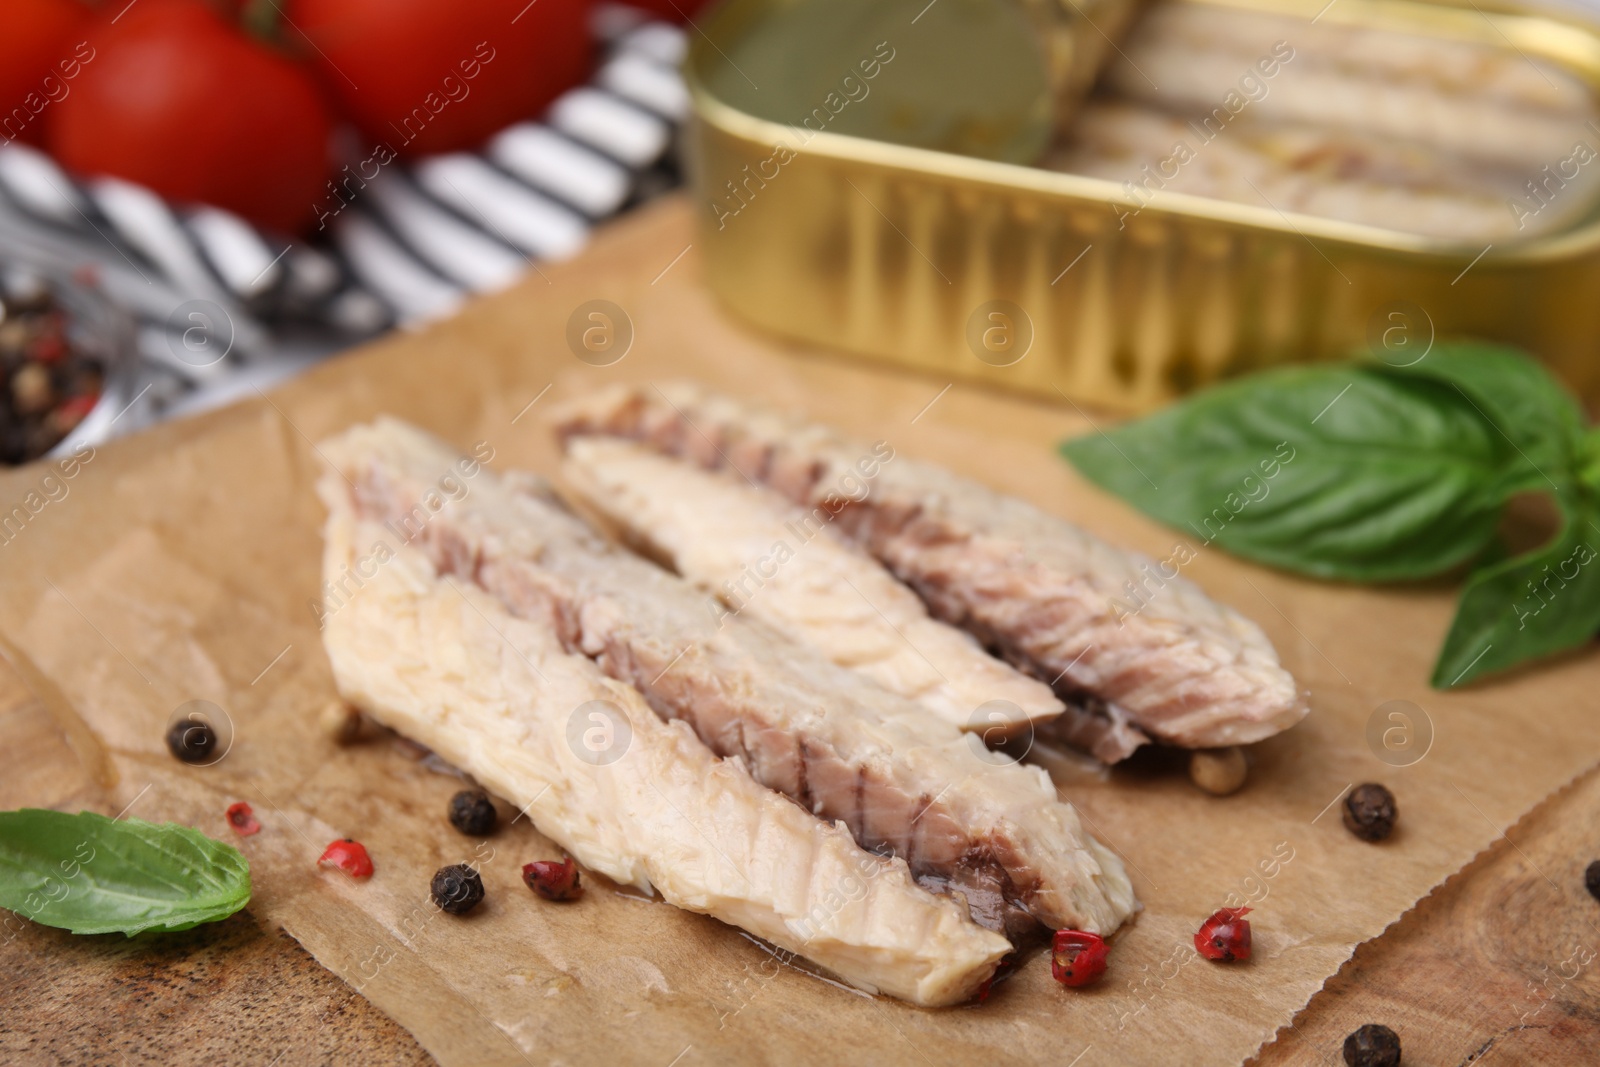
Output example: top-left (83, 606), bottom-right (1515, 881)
top-left (2, 197), bottom-right (1598, 1067)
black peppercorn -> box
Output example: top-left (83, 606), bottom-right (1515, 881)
top-left (431, 864), bottom-right (485, 915)
top-left (166, 718), bottom-right (217, 764)
top-left (1343, 783), bottom-right (1397, 842)
top-left (448, 789), bottom-right (498, 836)
top-left (1585, 860), bottom-right (1600, 903)
top-left (1342, 1023), bottom-right (1401, 1067)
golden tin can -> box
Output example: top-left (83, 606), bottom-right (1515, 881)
top-left (688, 0), bottom-right (1600, 412)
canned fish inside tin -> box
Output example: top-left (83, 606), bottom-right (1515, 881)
top-left (712, 0), bottom-right (1600, 243)
top-left (1046, 3), bottom-right (1600, 241)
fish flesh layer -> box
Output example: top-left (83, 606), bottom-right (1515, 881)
top-left (317, 438), bottom-right (1011, 1005)
top-left (559, 437), bottom-right (1145, 762)
top-left (324, 419), bottom-right (1137, 939)
top-left (560, 434), bottom-right (1062, 736)
top-left (553, 383), bottom-right (1308, 753)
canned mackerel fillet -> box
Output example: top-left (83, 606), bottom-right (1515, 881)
top-left (688, 0), bottom-right (1600, 412)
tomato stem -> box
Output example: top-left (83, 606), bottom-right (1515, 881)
top-left (239, 0), bottom-right (283, 43)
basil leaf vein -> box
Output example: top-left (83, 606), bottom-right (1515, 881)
top-left (0, 809), bottom-right (251, 936)
top-left (1388, 342), bottom-right (1585, 494)
top-left (1061, 364), bottom-right (1515, 581)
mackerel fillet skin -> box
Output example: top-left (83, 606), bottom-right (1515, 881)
top-left (317, 452), bottom-right (1011, 1005)
top-left (561, 434), bottom-right (1062, 736)
top-left (554, 383), bottom-right (1309, 752)
top-left (322, 419), bottom-right (1137, 939)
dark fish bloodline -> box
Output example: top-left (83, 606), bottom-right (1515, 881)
top-left (865, 538), bottom-right (1154, 763)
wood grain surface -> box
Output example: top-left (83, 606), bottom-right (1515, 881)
top-left (3, 656), bottom-right (1597, 1066)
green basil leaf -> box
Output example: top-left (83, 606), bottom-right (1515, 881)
top-left (1061, 365), bottom-right (1518, 581)
top-left (0, 810), bottom-right (251, 936)
top-left (1431, 490), bottom-right (1600, 688)
top-left (1387, 343), bottom-right (1585, 497)
top-left (1580, 427), bottom-right (1600, 490)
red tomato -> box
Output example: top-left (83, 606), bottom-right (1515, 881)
top-left (48, 0), bottom-right (334, 233)
top-left (0, 0), bottom-right (93, 148)
top-left (288, 0), bottom-right (593, 158)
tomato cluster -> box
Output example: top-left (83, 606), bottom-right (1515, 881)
top-left (0, 0), bottom-right (708, 233)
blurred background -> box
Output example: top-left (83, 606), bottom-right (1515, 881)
top-left (4, 0), bottom-right (1599, 467)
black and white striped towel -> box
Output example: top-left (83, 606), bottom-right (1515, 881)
top-left (0, 7), bottom-right (689, 437)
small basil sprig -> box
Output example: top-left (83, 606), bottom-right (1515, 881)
top-left (0, 809), bottom-right (251, 936)
top-left (1061, 343), bottom-right (1600, 688)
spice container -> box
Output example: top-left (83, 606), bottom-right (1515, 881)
top-left (688, 0), bottom-right (1600, 412)
top-left (0, 263), bottom-right (139, 465)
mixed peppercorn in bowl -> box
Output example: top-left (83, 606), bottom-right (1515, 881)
top-left (0, 264), bottom-right (135, 467)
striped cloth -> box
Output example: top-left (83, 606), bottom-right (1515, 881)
top-left (0, 7), bottom-right (688, 437)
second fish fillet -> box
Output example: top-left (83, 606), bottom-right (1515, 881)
top-left (561, 434), bottom-right (1061, 736)
top-left (554, 383), bottom-right (1308, 753)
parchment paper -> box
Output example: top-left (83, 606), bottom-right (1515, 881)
top-left (1, 199), bottom-right (1597, 1067)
